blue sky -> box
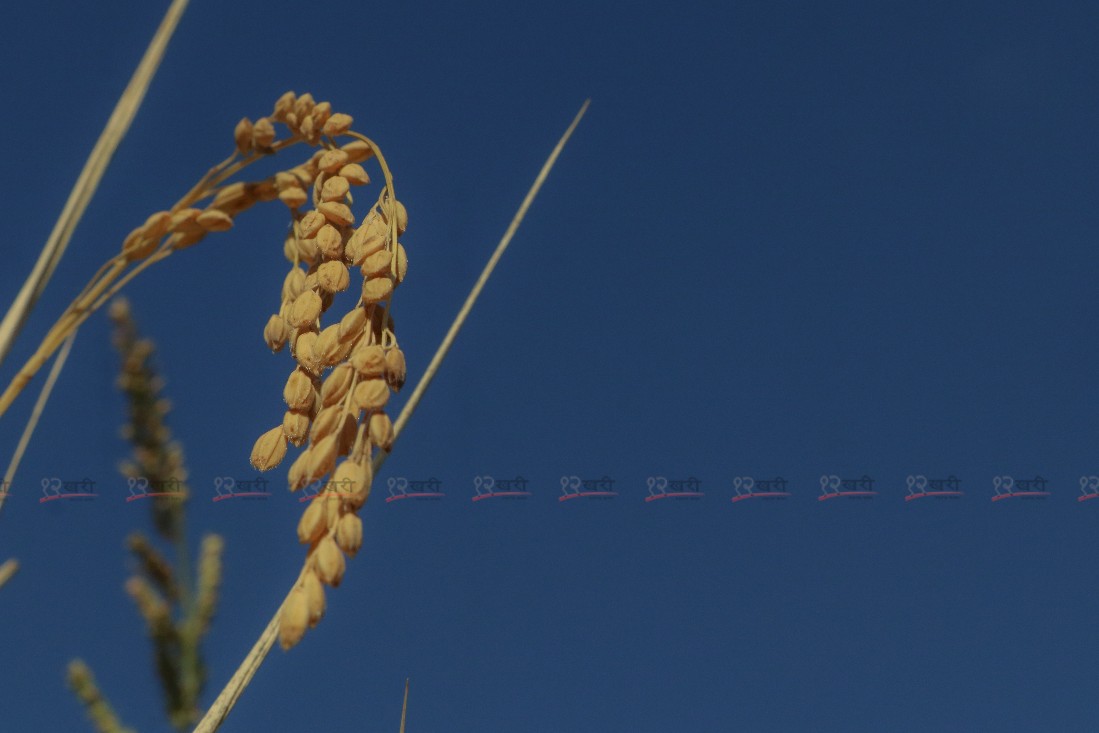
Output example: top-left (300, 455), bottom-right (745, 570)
top-left (2, 1), bottom-right (1099, 731)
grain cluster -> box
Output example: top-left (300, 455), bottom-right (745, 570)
top-left (238, 93), bottom-right (410, 649)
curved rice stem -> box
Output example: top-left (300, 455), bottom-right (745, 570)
top-left (0, 0), bottom-right (190, 370)
top-left (189, 99), bottom-right (588, 733)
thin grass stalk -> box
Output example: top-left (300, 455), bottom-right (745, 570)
top-left (189, 102), bottom-right (588, 733)
top-left (0, 0), bottom-right (189, 369)
top-left (399, 678), bottom-right (410, 733)
top-left (0, 332), bottom-right (76, 517)
top-left (374, 99), bottom-right (589, 471)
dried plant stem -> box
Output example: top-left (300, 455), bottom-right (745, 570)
top-left (0, 558), bottom-right (18, 590)
top-left (189, 574), bottom-right (297, 733)
top-left (399, 678), bottom-right (410, 733)
top-left (376, 98), bottom-right (589, 470)
top-left (0, 332), bottom-right (76, 517)
top-left (0, 260), bottom-right (127, 419)
top-left (0, 0), bottom-right (189, 370)
top-left (0, 141), bottom-right (297, 422)
top-left (190, 101), bottom-right (588, 733)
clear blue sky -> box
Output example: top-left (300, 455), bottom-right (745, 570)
top-left (2, 1), bottom-right (1099, 731)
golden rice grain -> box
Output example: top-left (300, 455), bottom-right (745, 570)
top-left (234, 118), bottom-right (253, 154)
top-left (263, 314), bottom-right (289, 351)
top-left (317, 261), bottom-right (350, 293)
top-left (385, 348), bottom-right (406, 391)
top-left (335, 513), bottom-right (363, 556)
top-left (288, 290), bottom-right (322, 329)
top-left (334, 337), bottom-right (355, 363)
top-left (307, 434), bottom-right (339, 480)
top-left (318, 149), bottom-right (350, 174)
top-left (393, 244), bottom-right (408, 283)
top-left (278, 587), bottom-right (309, 650)
top-left (293, 93), bottom-right (315, 119)
top-left (299, 116), bottom-right (316, 141)
top-left (303, 571), bottom-right (323, 628)
top-left (278, 187), bottom-right (308, 209)
top-left (346, 465), bottom-right (373, 509)
top-left (320, 364), bottom-right (354, 406)
top-left (168, 208), bottom-right (201, 232)
top-left (338, 307), bottom-right (367, 341)
top-left (361, 250), bottom-right (392, 279)
top-left (297, 498), bottom-right (326, 545)
top-left (362, 277), bottom-right (394, 304)
top-left (293, 231), bottom-right (319, 263)
top-left (332, 458), bottom-right (366, 494)
top-left (311, 101), bottom-right (332, 127)
top-left (281, 267), bottom-right (306, 302)
top-left (303, 570), bottom-right (325, 627)
top-left (144, 211), bottom-right (172, 239)
top-left (314, 537), bottom-right (345, 587)
top-left (368, 412), bottom-right (393, 451)
top-left (320, 176), bottom-right (350, 203)
top-left (299, 210), bottom-right (327, 238)
top-left (283, 369), bottom-right (316, 411)
top-left (252, 117), bottom-right (276, 149)
top-left (323, 491), bottom-right (341, 530)
top-left (310, 405), bottom-right (343, 442)
top-left (293, 331), bottom-right (319, 370)
top-left (352, 379), bottom-right (389, 411)
top-left (314, 225), bottom-right (343, 260)
top-left (252, 179), bottom-right (279, 202)
top-left (322, 112), bottom-right (353, 137)
top-left (317, 201), bottom-right (354, 226)
top-left (282, 410), bottom-right (310, 447)
top-left (339, 163), bottom-right (369, 186)
top-left (287, 450), bottom-right (311, 491)
top-left (337, 412), bottom-right (359, 455)
top-left (122, 227), bottom-right (158, 261)
top-left (197, 209), bottom-right (234, 232)
top-left (273, 91), bottom-right (296, 120)
top-left (341, 140), bottom-right (373, 163)
top-left (382, 200), bottom-right (409, 235)
top-left (211, 181), bottom-right (250, 212)
top-left (350, 344), bottom-right (386, 377)
top-left (250, 426), bottom-right (288, 471)
top-left (350, 213), bottom-right (388, 255)
top-left (313, 324), bottom-right (343, 365)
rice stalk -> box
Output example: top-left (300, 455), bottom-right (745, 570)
top-left (0, 332), bottom-right (75, 518)
top-left (189, 100), bottom-right (588, 733)
top-left (0, 0), bottom-right (189, 369)
top-left (399, 678), bottom-right (410, 733)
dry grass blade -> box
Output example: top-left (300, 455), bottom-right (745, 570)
top-left (377, 98), bottom-right (589, 468)
top-left (0, 558), bottom-right (18, 590)
top-left (189, 101), bottom-right (588, 733)
top-left (399, 678), bottom-right (410, 733)
top-left (0, 332), bottom-right (76, 518)
top-left (0, 0), bottom-right (189, 369)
